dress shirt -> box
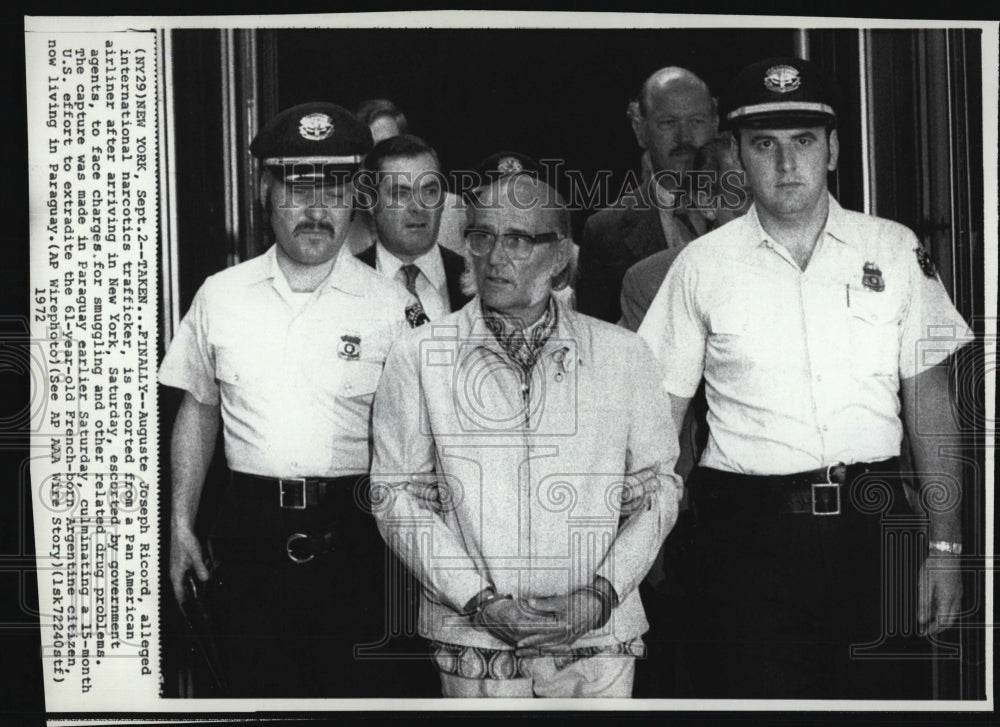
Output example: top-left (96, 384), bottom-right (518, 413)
top-left (158, 244), bottom-right (410, 477)
top-left (376, 242), bottom-right (451, 319)
top-left (638, 195), bottom-right (973, 474)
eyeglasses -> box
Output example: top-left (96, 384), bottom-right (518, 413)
top-left (464, 228), bottom-right (563, 261)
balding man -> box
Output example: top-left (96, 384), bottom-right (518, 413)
top-left (618, 133), bottom-right (751, 334)
top-left (577, 67), bottom-right (719, 323)
top-left (371, 158), bottom-right (681, 697)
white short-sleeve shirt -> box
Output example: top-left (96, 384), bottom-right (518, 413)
top-left (638, 195), bottom-right (973, 475)
top-left (158, 244), bottom-right (409, 478)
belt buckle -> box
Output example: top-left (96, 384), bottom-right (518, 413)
top-left (812, 464), bottom-right (841, 516)
top-left (279, 478), bottom-right (307, 509)
top-left (285, 532), bottom-right (315, 564)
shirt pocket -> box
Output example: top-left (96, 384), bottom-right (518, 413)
top-left (709, 307), bottom-right (750, 336)
top-left (300, 323), bottom-right (392, 395)
top-left (338, 359), bottom-right (384, 399)
top-left (847, 292), bottom-right (901, 376)
top-left (707, 306), bottom-right (770, 372)
top-left (214, 344), bottom-right (270, 388)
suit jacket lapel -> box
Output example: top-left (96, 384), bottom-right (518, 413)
top-left (357, 242), bottom-right (470, 314)
top-left (356, 244), bottom-right (377, 269)
top-left (440, 245), bottom-right (472, 312)
top-left (621, 205), bottom-right (667, 262)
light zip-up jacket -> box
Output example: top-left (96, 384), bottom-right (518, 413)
top-left (372, 297), bottom-right (681, 650)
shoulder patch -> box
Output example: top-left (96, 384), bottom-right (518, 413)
top-left (914, 246), bottom-right (937, 278)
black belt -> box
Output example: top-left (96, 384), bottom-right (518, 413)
top-left (692, 458), bottom-right (902, 518)
top-left (231, 471), bottom-right (354, 509)
top-left (209, 532), bottom-right (337, 566)
top-left (216, 472), bottom-right (374, 565)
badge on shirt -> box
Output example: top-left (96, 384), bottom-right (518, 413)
top-left (914, 246), bottom-right (937, 278)
top-left (862, 262), bottom-right (885, 292)
top-left (338, 334), bottom-right (361, 360)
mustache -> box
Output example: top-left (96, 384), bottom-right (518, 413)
top-left (670, 143), bottom-right (699, 156)
top-left (293, 221), bottom-right (336, 236)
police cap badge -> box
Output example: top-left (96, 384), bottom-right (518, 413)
top-left (763, 64), bottom-right (802, 93)
top-left (298, 112), bottom-right (335, 141)
top-left (473, 151), bottom-right (542, 180)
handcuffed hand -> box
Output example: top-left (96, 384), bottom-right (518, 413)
top-left (514, 588), bottom-right (610, 656)
top-left (473, 595), bottom-right (559, 647)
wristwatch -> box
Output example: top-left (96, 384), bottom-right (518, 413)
top-left (928, 540), bottom-right (962, 555)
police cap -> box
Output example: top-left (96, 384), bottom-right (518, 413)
top-left (250, 102), bottom-right (374, 185)
top-left (473, 151), bottom-right (543, 181)
top-left (719, 57), bottom-right (841, 131)
top-left (466, 151), bottom-right (569, 218)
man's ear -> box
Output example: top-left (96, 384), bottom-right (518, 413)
top-left (730, 132), bottom-right (745, 171)
top-left (631, 111), bottom-right (648, 150)
top-left (553, 237), bottom-right (572, 272)
top-left (827, 128), bottom-right (840, 172)
top-left (259, 171), bottom-right (274, 209)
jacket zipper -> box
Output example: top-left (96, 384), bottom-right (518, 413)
top-left (520, 365), bottom-right (531, 568)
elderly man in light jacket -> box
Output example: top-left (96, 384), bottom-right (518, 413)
top-left (371, 160), bottom-right (682, 698)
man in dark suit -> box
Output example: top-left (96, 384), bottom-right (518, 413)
top-left (355, 134), bottom-right (472, 321)
top-left (612, 119), bottom-right (752, 701)
top-left (618, 133), bottom-right (752, 333)
top-left (577, 66), bottom-right (718, 323)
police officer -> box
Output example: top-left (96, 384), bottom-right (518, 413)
top-left (159, 102), bottom-right (414, 697)
top-left (638, 58), bottom-right (972, 698)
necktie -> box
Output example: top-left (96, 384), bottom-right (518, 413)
top-left (400, 264), bottom-right (430, 327)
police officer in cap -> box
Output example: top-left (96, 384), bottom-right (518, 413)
top-left (159, 102), bottom-right (415, 697)
top-left (638, 58), bottom-right (972, 698)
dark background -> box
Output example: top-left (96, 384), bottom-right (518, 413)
top-left (274, 28), bottom-right (792, 180)
top-left (170, 27), bottom-right (797, 312)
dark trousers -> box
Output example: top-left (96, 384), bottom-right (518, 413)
top-left (203, 473), bottom-right (438, 698)
top-left (682, 467), bottom-right (934, 699)
top-left (634, 509), bottom-right (698, 698)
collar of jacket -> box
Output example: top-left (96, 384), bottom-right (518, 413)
top-left (457, 295), bottom-right (584, 373)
